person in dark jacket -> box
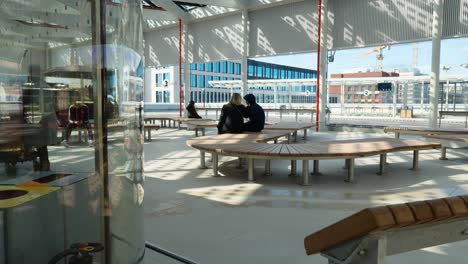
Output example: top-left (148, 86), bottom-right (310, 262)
top-left (217, 93), bottom-right (246, 134)
top-left (186, 100), bottom-right (202, 119)
top-left (243, 94), bottom-right (265, 132)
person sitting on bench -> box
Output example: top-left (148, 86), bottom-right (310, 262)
top-left (243, 94), bottom-right (265, 132)
top-left (61, 101), bottom-right (93, 147)
top-left (186, 100), bottom-right (202, 119)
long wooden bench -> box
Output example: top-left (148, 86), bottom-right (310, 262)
top-left (439, 110), bottom-right (468, 128)
top-left (185, 120), bottom-right (218, 136)
top-left (265, 122), bottom-right (315, 141)
top-left (187, 137), bottom-right (440, 184)
top-left (187, 131), bottom-right (292, 176)
top-left (174, 117), bottom-right (213, 129)
top-left (384, 126), bottom-right (468, 139)
top-left (424, 134), bottom-right (468, 160)
top-left (304, 195), bottom-right (468, 263)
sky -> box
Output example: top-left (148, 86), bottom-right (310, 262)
top-left (254, 37), bottom-right (468, 75)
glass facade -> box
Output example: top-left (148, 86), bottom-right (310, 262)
top-left (179, 59), bottom-right (317, 104)
top-left (0, 1), bottom-right (145, 263)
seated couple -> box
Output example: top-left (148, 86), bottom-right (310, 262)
top-left (217, 93), bottom-right (265, 134)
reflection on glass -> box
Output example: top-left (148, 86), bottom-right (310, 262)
top-left (0, 1), bottom-right (144, 263)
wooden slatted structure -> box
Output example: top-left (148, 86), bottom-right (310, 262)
top-left (424, 134), bottom-right (468, 160)
top-left (384, 126), bottom-right (468, 139)
top-left (304, 195), bottom-right (468, 263)
top-left (188, 137), bottom-right (440, 184)
top-left (265, 122), bottom-right (315, 141)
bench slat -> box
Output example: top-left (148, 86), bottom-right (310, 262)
top-left (305, 195), bottom-right (468, 256)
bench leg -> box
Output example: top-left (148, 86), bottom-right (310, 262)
top-left (264, 160), bottom-right (272, 176)
top-left (303, 129), bottom-right (307, 141)
top-left (301, 160), bottom-right (310, 186)
top-left (212, 153), bottom-right (219, 177)
top-left (287, 134), bottom-right (291, 144)
top-left (343, 159), bottom-right (350, 170)
top-left (202, 128), bottom-right (205, 136)
top-left (289, 160), bottom-right (297, 177)
top-left (377, 154), bottom-right (386, 175)
top-left (199, 151), bottom-right (207, 169)
top-left (147, 129), bottom-right (152, 142)
top-left (195, 128), bottom-right (199, 137)
top-left (312, 160), bottom-right (321, 176)
top-left (411, 150), bottom-right (419, 170)
top-left (395, 132), bottom-right (400, 139)
top-left (345, 158), bottom-right (355, 183)
top-left (178, 121), bottom-right (181, 130)
top-left (248, 158), bottom-right (254, 182)
top-left (440, 147), bottom-right (448, 160)
top-left (274, 139), bottom-right (278, 144)
top-left (294, 131), bottom-right (298, 142)
top-left (237, 158), bottom-right (243, 169)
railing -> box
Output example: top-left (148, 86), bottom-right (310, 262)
top-left (145, 241), bottom-right (199, 264)
top-left (198, 107), bottom-right (316, 122)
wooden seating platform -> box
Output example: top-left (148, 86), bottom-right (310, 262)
top-left (265, 122), bottom-right (314, 141)
top-left (439, 110), bottom-right (468, 128)
top-left (185, 120), bottom-right (218, 136)
top-left (187, 137), bottom-right (440, 184)
top-left (384, 126), bottom-right (468, 139)
top-left (174, 117), bottom-right (213, 129)
top-left (424, 134), bottom-right (468, 160)
top-left (304, 195), bottom-right (468, 263)
top-left (187, 131), bottom-right (292, 174)
top-left (143, 124), bottom-right (161, 141)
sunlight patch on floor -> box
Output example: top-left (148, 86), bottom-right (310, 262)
top-left (178, 183), bottom-right (263, 205)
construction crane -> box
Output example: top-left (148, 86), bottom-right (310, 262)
top-left (356, 45), bottom-right (391, 72)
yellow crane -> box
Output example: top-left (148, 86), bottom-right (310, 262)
top-left (356, 45), bottom-right (391, 72)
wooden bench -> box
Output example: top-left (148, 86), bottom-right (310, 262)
top-left (174, 117), bottom-right (213, 129)
top-left (384, 126), bottom-right (468, 139)
top-left (439, 110), bottom-right (468, 128)
top-left (143, 124), bottom-right (161, 141)
top-left (304, 195), bottom-right (468, 264)
top-left (265, 122), bottom-right (315, 141)
top-left (187, 131), bottom-right (292, 176)
top-left (424, 134), bottom-right (468, 160)
top-left (185, 120), bottom-right (218, 136)
top-left (144, 116), bottom-right (178, 128)
top-left (187, 137), bottom-right (440, 184)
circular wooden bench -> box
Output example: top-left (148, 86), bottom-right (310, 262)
top-left (187, 137), bottom-right (441, 185)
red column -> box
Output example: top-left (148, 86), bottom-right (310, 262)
top-left (315, 0), bottom-right (322, 132)
top-left (179, 18), bottom-right (183, 117)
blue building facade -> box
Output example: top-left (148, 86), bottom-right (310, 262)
top-left (149, 59), bottom-right (317, 105)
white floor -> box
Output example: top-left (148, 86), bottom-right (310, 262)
top-left (142, 128), bottom-right (468, 264)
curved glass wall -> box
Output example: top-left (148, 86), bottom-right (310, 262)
top-left (0, 1), bottom-right (144, 263)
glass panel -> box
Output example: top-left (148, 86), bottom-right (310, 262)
top-left (0, 1), bottom-right (144, 263)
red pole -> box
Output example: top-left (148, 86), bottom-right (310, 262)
top-left (178, 18), bottom-right (183, 117)
top-left (315, 0), bottom-right (322, 132)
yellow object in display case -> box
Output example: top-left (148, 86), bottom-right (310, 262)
top-left (0, 184), bottom-right (59, 209)
top-left (0, 183), bottom-right (65, 264)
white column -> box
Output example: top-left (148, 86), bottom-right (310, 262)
top-left (183, 23), bottom-right (191, 117)
top-left (241, 9), bottom-right (249, 96)
top-left (318, 0), bottom-right (329, 131)
top-left (403, 83), bottom-right (408, 109)
top-left (429, 0), bottom-right (444, 128)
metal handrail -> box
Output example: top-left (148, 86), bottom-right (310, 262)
top-left (145, 241), bottom-right (199, 264)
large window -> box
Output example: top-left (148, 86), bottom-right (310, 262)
top-left (206, 62), bottom-right (213, 72)
top-left (190, 74), bottom-right (197, 87)
top-left (221, 61), bottom-right (228, 73)
top-left (198, 75), bottom-right (205, 88)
